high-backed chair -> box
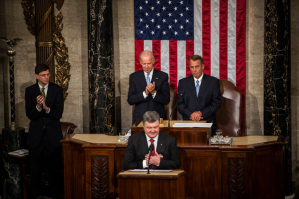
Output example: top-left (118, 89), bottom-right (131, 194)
top-left (132, 86), bottom-right (177, 123)
top-left (61, 122), bottom-right (77, 137)
top-left (215, 79), bottom-right (243, 137)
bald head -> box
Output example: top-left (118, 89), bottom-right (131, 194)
top-left (139, 50), bottom-right (155, 73)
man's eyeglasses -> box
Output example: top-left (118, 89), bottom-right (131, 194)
top-left (39, 74), bottom-right (51, 77)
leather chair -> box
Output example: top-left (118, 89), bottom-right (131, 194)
top-left (132, 86), bottom-right (177, 123)
top-left (215, 80), bottom-right (243, 137)
top-left (61, 122), bottom-right (77, 137)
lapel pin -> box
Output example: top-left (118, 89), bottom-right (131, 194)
top-left (161, 143), bottom-right (162, 145)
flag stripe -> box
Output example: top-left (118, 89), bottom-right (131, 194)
top-left (144, 40), bottom-right (152, 51)
top-left (169, 40), bottom-right (178, 92)
top-left (202, 0), bottom-right (211, 75)
top-left (236, 0), bottom-right (246, 132)
top-left (161, 40), bottom-right (169, 75)
top-left (220, 0), bottom-right (228, 80)
top-left (135, 40), bottom-right (144, 71)
top-left (153, 40), bottom-right (161, 71)
top-left (227, 0), bottom-right (236, 85)
top-left (186, 40), bottom-right (194, 77)
top-left (178, 41), bottom-right (186, 83)
top-left (194, 0), bottom-right (202, 56)
top-left (211, 0), bottom-right (220, 78)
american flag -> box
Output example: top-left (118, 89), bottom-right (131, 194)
top-left (134, 0), bottom-right (246, 130)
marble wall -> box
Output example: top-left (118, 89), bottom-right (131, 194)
top-left (245, 0), bottom-right (264, 136)
top-left (291, 0), bottom-right (299, 194)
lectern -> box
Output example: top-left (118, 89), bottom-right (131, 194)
top-left (117, 170), bottom-right (186, 199)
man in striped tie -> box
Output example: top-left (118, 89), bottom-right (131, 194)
top-left (25, 64), bottom-right (64, 199)
top-left (177, 55), bottom-right (221, 135)
top-left (128, 50), bottom-right (170, 125)
top-left (123, 111), bottom-right (181, 170)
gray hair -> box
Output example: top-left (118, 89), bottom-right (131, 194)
top-left (143, 111), bottom-right (160, 124)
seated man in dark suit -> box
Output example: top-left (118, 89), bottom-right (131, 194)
top-left (123, 111), bottom-right (181, 170)
top-left (177, 55), bottom-right (221, 134)
top-left (127, 50), bottom-right (170, 125)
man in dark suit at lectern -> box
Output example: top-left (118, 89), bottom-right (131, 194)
top-left (127, 51), bottom-right (170, 125)
top-left (177, 55), bottom-right (221, 134)
top-left (25, 64), bottom-right (64, 199)
top-left (123, 111), bottom-right (181, 170)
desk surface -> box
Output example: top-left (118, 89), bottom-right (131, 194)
top-left (70, 134), bottom-right (279, 146)
top-left (117, 170), bottom-right (186, 180)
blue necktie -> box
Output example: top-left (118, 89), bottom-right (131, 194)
top-left (196, 80), bottom-right (200, 97)
top-left (146, 73), bottom-right (151, 85)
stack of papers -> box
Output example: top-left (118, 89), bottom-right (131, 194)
top-left (129, 169), bottom-right (172, 172)
top-left (8, 149), bottom-right (29, 157)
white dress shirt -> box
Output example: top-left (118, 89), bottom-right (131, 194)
top-left (142, 133), bottom-right (159, 168)
top-left (194, 72), bottom-right (204, 87)
top-left (143, 68), bottom-right (157, 99)
top-left (36, 83), bottom-right (50, 113)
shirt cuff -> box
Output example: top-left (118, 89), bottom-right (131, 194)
top-left (143, 160), bottom-right (148, 168)
top-left (152, 91), bottom-right (157, 98)
top-left (46, 108), bottom-right (50, 114)
top-left (143, 91), bottom-right (148, 99)
top-left (36, 105), bottom-right (42, 112)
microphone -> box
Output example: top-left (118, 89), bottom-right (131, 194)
top-left (168, 90), bottom-right (185, 127)
top-left (147, 144), bottom-right (155, 174)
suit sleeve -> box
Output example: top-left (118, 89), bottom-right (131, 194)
top-left (177, 80), bottom-right (193, 118)
top-left (127, 74), bottom-right (147, 105)
top-left (47, 86), bottom-right (64, 120)
top-left (123, 136), bottom-right (144, 170)
top-left (25, 87), bottom-right (43, 121)
top-left (157, 138), bottom-right (181, 169)
top-left (152, 73), bottom-right (170, 105)
top-left (200, 79), bottom-right (221, 119)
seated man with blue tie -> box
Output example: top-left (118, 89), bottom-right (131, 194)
top-left (177, 55), bottom-right (221, 134)
top-left (123, 111), bottom-right (181, 170)
top-left (127, 50), bottom-right (170, 125)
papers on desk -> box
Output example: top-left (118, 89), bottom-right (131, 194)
top-left (172, 123), bottom-right (213, 128)
top-left (8, 149), bottom-right (29, 157)
top-left (130, 169), bottom-right (172, 172)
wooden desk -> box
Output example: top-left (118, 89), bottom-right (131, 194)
top-left (61, 134), bottom-right (286, 199)
top-left (117, 170), bottom-right (186, 199)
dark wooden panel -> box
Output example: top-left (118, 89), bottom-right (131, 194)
top-left (180, 149), bottom-right (222, 199)
top-left (91, 155), bottom-right (109, 199)
top-left (253, 147), bottom-right (284, 199)
top-left (71, 143), bottom-right (86, 199)
top-left (118, 177), bottom-right (185, 199)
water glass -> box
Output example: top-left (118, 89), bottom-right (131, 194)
top-left (119, 132), bottom-right (127, 142)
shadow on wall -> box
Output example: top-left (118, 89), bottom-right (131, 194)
top-left (15, 81), bottom-right (35, 129)
top-left (246, 90), bottom-right (262, 135)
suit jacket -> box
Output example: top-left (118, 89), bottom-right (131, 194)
top-left (25, 82), bottom-right (64, 149)
top-left (123, 131), bottom-right (181, 170)
top-left (177, 74), bottom-right (221, 130)
top-left (127, 69), bottom-right (170, 124)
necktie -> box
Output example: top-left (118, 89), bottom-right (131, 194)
top-left (150, 139), bottom-right (155, 168)
top-left (41, 87), bottom-right (46, 101)
top-left (146, 73), bottom-right (151, 85)
top-left (196, 80), bottom-right (200, 97)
